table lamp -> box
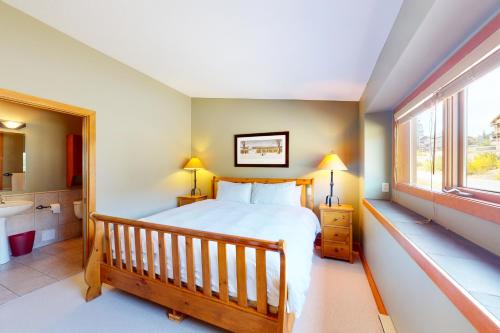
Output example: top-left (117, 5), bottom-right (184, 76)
top-left (318, 152), bottom-right (347, 206)
top-left (183, 157), bottom-right (205, 196)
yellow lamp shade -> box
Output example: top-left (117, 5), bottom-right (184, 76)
top-left (183, 157), bottom-right (205, 170)
top-left (318, 153), bottom-right (347, 171)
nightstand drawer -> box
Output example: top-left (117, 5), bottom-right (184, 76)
top-left (322, 211), bottom-right (350, 227)
top-left (323, 226), bottom-right (350, 243)
top-left (323, 242), bottom-right (350, 260)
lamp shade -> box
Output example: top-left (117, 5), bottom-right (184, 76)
top-left (318, 153), bottom-right (347, 171)
top-left (183, 157), bottom-right (205, 170)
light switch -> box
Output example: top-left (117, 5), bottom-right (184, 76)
top-left (382, 183), bottom-right (390, 193)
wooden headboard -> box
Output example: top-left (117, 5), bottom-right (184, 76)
top-left (212, 176), bottom-right (314, 210)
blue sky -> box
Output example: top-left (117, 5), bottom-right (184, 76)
top-left (467, 65), bottom-right (500, 137)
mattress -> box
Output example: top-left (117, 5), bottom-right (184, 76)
top-left (111, 199), bottom-right (320, 316)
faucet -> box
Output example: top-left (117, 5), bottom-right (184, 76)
top-left (0, 195), bottom-right (5, 204)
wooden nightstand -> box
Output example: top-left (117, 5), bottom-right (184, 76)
top-left (319, 203), bottom-right (354, 263)
top-left (177, 195), bottom-right (207, 207)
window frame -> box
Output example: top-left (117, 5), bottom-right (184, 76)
top-left (457, 88), bottom-right (500, 204)
top-left (411, 103), bottom-right (444, 191)
top-left (393, 61), bottom-right (500, 224)
top-left (456, 83), bottom-right (500, 199)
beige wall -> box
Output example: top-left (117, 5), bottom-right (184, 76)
top-left (191, 98), bottom-right (361, 239)
top-left (0, 3), bottom-right (191, 218)
top-left (0, 100), bottom-right (82, 193)
top-left (364, 111), bottom-right (393, 200)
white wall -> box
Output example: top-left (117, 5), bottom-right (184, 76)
top-left (360, 0), bottom-right (436, 113)
top-left (361, 0), bottom-right (498, 113)
top-left (362, 206), bottom-right (476, 333)
top-left (0, 3), bottom-right (192, 218)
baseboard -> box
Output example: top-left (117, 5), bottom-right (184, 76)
top-left (378, 314), bottom-right (397, 333)
top-left (355, 242), bottom-right (388, 315)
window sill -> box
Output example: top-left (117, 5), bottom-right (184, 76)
top-left (363, 199), bottom-right (500, 332)
top-left (394, 183), bottom-right (500, 225)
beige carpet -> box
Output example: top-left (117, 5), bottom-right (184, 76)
top-left (0, 253), bottom-right (383, 333)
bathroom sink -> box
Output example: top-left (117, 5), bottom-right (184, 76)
top-left (0, 200), bottom-right (33, 218)
top-left (0, 200), bottom-right (33, 264)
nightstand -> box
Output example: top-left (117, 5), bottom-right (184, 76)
top-left (177, 195), bottom-right (207, 207)
top-left (319, 203), bottom-right (354, 263)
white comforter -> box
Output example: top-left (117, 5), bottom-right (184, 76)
top-left (113, 199), bottom-right (320, 316)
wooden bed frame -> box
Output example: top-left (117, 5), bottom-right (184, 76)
top-left (85, 177), bottom-right (314, 332)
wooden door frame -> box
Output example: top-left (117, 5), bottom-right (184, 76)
top-left (0, 88), bottom-right (96, 261)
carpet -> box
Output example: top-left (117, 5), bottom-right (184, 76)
top-left (0, 253), bottom-right (383, 333)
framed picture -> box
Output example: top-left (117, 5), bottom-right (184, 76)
top-left (234, 131), bottom-right (289, 167)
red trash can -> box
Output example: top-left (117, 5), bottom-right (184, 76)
top-left (8, 230), bottom-right (36, 256)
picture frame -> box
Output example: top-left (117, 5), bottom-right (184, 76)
top-left (234, 131), bottom-right (289, 167)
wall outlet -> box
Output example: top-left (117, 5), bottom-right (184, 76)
top-left (41, 229), bottom-right (56, 242)
top-left (382, 182), bottom-right (390, 193)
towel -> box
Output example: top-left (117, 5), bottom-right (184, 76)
top-left (11, 172), bottom-right (25, 192)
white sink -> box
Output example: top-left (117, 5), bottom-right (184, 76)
top-left (0, 200), bottom-right (33, 218)
top-left (0, 200), bottom-right (33, 264)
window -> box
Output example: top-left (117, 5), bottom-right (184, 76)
top-left (395, 50), bottom-right (500, 204)
top-left (411, 103), bottom-right (443, 191)
top-left (414, 109), bottom-right (433, 188)
top-left (462, 66), bottom-right (500, 193)
top-left (395, 103), bottom-right (443, 191)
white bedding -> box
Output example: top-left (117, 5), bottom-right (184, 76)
top-left (111, 199), bottom-right (320, 316)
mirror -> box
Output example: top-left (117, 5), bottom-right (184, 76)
top-left (0, 132), bottom-right (25, 191)
top-left (0, 99), bottom-right (83, 194)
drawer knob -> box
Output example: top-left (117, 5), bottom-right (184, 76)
top-left (334, 233), bottom-right (338, 236)
top-left (334, 218), bottom-right (338, 221)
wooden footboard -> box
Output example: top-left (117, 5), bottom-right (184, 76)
top-left (84, 212), bottom-right (293, 333)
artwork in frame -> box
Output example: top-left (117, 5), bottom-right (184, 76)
top-left (234, 131), bottom-right (289, 167)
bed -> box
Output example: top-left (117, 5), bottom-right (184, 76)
top-left (84, 177), bottom-right (318, 333)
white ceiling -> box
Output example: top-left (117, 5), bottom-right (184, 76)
top-left (4, 0), bottom-right (403, 101)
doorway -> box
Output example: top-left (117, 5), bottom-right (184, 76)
top-left (0, 88), bottom-right (95, 262)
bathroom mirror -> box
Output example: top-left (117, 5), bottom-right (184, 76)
top-left (0, 132), bottom-right (25, 192)
top-left (0, 99), bottom-right (83, 194)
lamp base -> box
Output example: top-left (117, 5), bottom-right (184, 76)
top-left (190, 187), bottom-right (201, 196)
top-left (325, 194), bottom-right (340, 207)
top-left (325, 170), bottom-right (340, 207)
top-left (190, 169), bottom-right (201, 196)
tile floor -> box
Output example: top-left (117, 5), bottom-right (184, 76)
top-left (0, 237), bottom-right (83, 305)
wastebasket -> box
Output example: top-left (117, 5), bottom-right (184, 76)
top-left (8, 230), bottom-right (35, 256)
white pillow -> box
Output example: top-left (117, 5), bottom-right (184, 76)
top-left (216, 181), bottom-right (252, 203)
top-left (251, 182), bottom-right (297, 206)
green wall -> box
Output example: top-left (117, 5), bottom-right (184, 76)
top-left (191, 98), bottom-right (361, 240)
top-left (364, 111), bottom-right (393, 200)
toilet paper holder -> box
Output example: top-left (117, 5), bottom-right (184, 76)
top-left (36, 203), bottom-right (61, 214)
